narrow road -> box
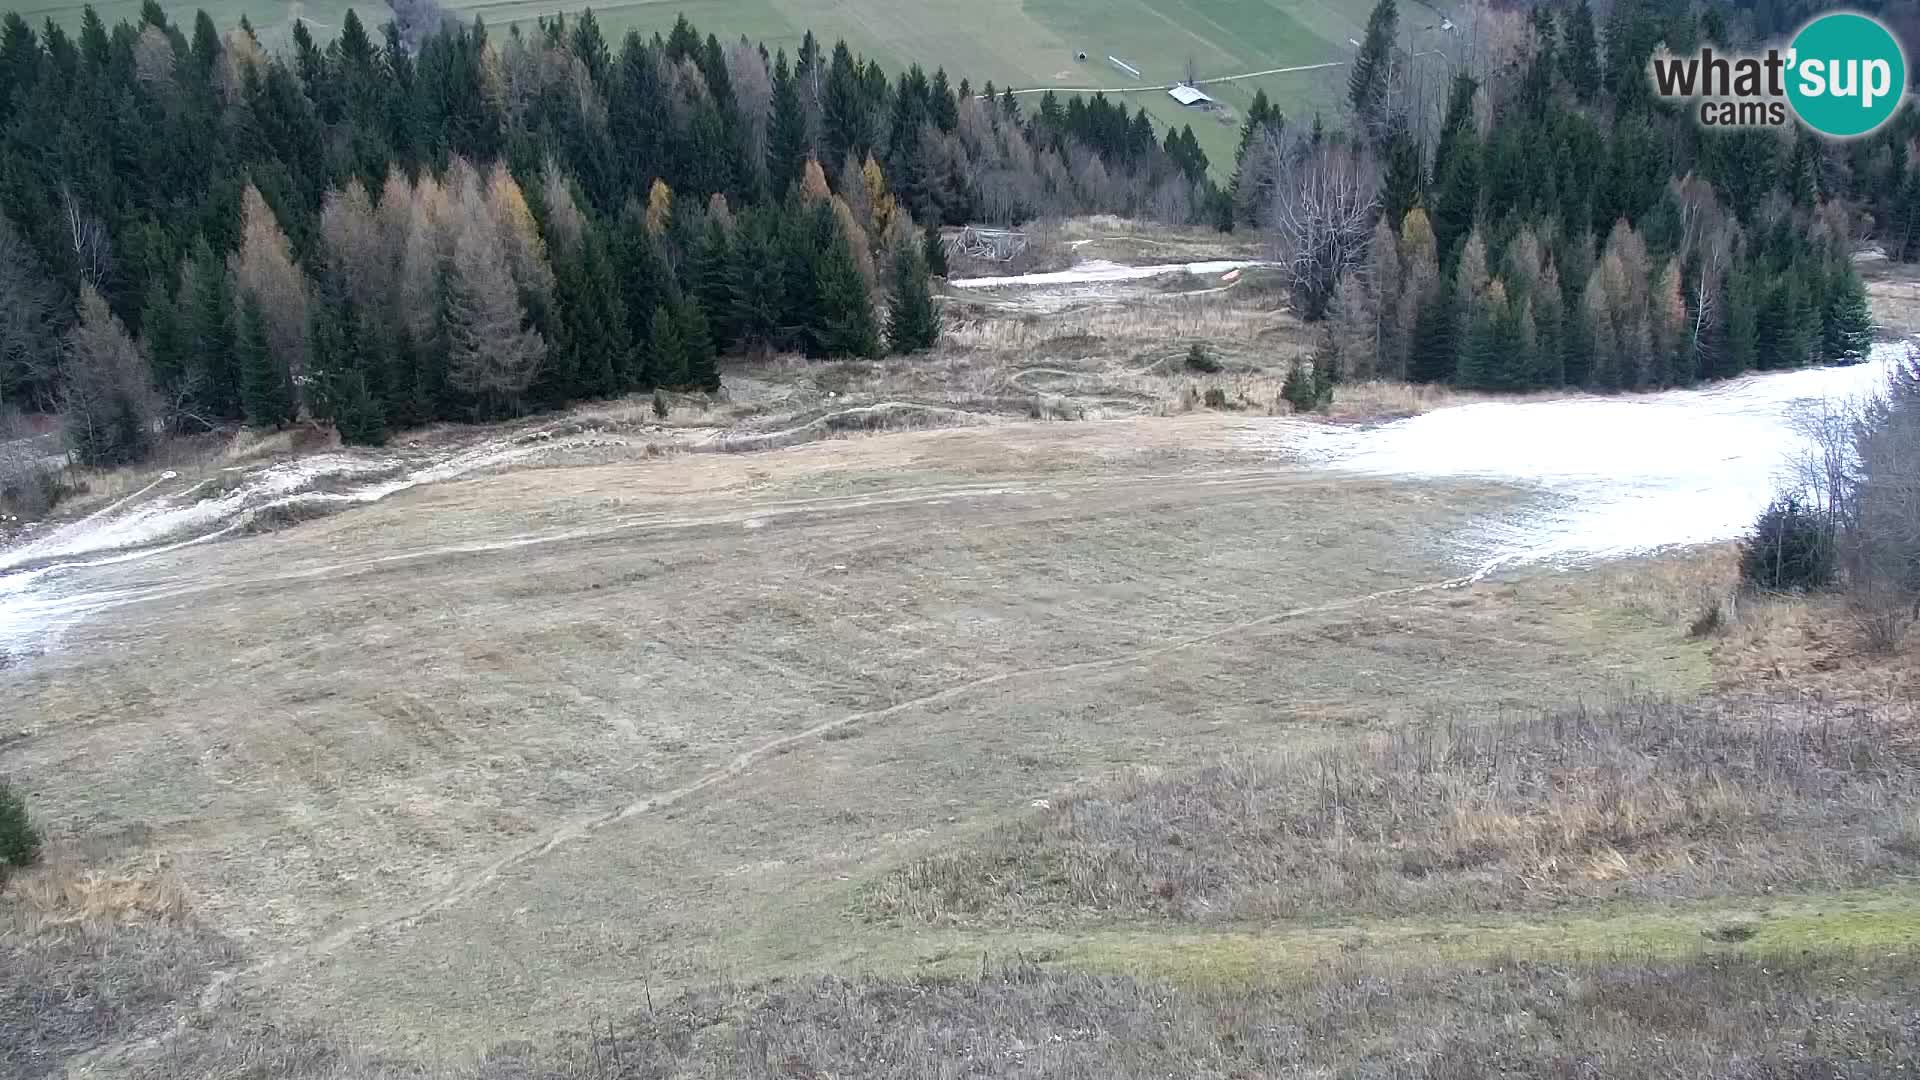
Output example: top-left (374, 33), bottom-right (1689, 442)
top-left (995, 59), bottom-right (1344, 97)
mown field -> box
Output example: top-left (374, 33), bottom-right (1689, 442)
top-left (21, 0), bottom-right (1372, 175)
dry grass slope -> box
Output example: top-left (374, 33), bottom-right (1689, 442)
top-left (128, 951), bottom-right (1920, 1079)
top-left (2, 852), bottom-right (239, 1080)
top-left (863, 696), bottom-right (1920, 928)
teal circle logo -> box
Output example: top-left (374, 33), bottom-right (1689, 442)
top-left (1787, 12), bottom-right (1907, 138)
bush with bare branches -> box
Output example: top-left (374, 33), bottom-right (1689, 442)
top-left (60, 286), bottom-right (156, 467)
top-left (1847, 348), bottom-right (1920, 649)
top-left (1261, 132), bottom-right (1380, 321)
top-left (1754, 348), bottom-right (1920, 650)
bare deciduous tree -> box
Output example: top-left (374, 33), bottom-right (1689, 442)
top-left (1584, 221), bottom-right (1653, 389)
top-left (61, 285), bottom-right (156, 466)
top-left (1848, 351), bottom-right (1920, 648)
top-left (319, 178), bottom-right (397, 321)
top-left (482, 162), bottom-right (556, 306)
top-left (1264, 131), bottom-right (1380, 321)
top-left (386, 0), bottom-right (456, 53)
top-left (1672, 176), bottom-right (1734, 380)
top-left (62, 189), bottom-right (113, 293)
top-left (230, 185), bottom-right (310, 398)
top-left (445, 191), bottom-right (545, 414)
top-left (400, 172), bottom-right (453, 348)
top-left (133, 25), bottom-right (175, 87)
top-left (540, 160), bottom-right (587, 254)
top-left (727, 37), bottom-right (774, 179)
top-left (500, 34), bottom-right (604, 131)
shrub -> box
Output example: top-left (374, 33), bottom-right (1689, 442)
top-left (1184, 342), bottom-right (1221, 373)
top-left (0, 453), bottom-right (69, 519)
top-left (1282, 357), bottom-right (1333, 413)
top-left (1687, 595), bottom-right (1726, 638)
top-left (1202, 387), bottom-right (1229, 410)
top-left (1739, 497), bottom-right (1836, 591)
top-left (652, 390), bottom-right (670, 420)
top-left (0, 779), bottom-right (39, 882)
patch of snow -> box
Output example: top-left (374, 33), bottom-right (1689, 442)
top-left (1252, 345), bottom-right (1909, 570)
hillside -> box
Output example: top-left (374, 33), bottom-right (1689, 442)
top-left (26, 0), bottom-right (1373, 173)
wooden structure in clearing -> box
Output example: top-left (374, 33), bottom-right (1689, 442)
top-left (945, 226), bottom-right (1029, 262)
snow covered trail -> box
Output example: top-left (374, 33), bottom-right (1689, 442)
top-left (1247, 345), bottom-right (1907, 571)
top-left (0, 430), bottom-right (647, 657)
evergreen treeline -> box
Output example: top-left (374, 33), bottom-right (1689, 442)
top-left (1231, 0), bottom-right (1888, 393)
top-left (0, 3), bottom-right (1220, 456)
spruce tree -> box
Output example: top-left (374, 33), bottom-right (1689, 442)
top-left (1822, 263), bottom-right (1873, 364)
top-left (694, 217), bottom-right (738, 356)
top-left (535, 257), bottom-right (582, 408)
top-left (1430, 74), bottom-right (1481, 265)
top-left (1381, 127), bottom-right (1422, 230)
top-left (1347, 0), bottom-right (1398, 132)
top-left (1455, 295), bottom-right (1499, 390)
top-left (237, 293), bottom-right (294, 427)
top-left (922, 222), bottom-right (949, 278)
top-left (678, 298), bottom-right (720, 392)
top-left (1408, 284), bottom-right (1459, 384)
top-left (646, 302), bottom-right (686, 389)
top-left (1721, 263), bottom-right (1759, 378)
top-left (768, 49), bottom-right (807, 192)
top-left (140, 277), bottom-right (187, 396)
top-left (1531, 268), bottom-right (1566, 388)
top-left (813, 218), bottom-right (879, 358)
top-left (1282, 355), bottom-right (1331, 412)
top-left (308, 291), bottom-right (385, 444)
top-left (731, 213), bottom-right (786, 352)
top-left (0, 778), bottom-right (38, 878)
top-left (186, 241), bottom-right (239, 422)
top-left (554, 230), bottom-right (633, 400)
top-left (332, 369), bottom-right (388, 445)
top-left (1561, 0), bottom-right (1601, 101)
top-left (885, 244), bottom-right (941, 354)
top-left (614, 206), bottom-right (677, 384)
top-left (1760, 268), bottom-right (1818, 370)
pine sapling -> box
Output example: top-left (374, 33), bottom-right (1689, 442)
top-left (0, 779), bottom-right (39, 881)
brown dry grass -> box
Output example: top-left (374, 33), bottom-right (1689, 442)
top-left (1859, 258), bottom-right (1920, 337)
top-left (1324, 380), bottom-right (1573, 420)
top-left (861, 695), bottom-right (1920, 928)
top-left (1581, 545), bottom-right (1920, 699)
top-left (2, 853), bottom-right (237, 1080)
top-left (132, 950), bottom-right (1920, 1079)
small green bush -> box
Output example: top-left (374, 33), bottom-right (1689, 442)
top-left (1739, 497), bottom-right (1837, 591)
top-left (1282, 358), bottom-right (1333, 413)
top-left (652, 390), bottom-right (670, 420)
top-left (1202, 387), bottom-right (1229, 410)
top-left (0, 779), bottom-right (40, 881)
top-left (1184, 343), bottom-right (1221, 374)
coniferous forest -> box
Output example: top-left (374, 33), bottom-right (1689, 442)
top-left (2, 1), bottom-right (1224, 461)
top-left (1231, 0), bottom-right (1903, 396)
top-left (0, 0), bottom-right (1912, 464)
